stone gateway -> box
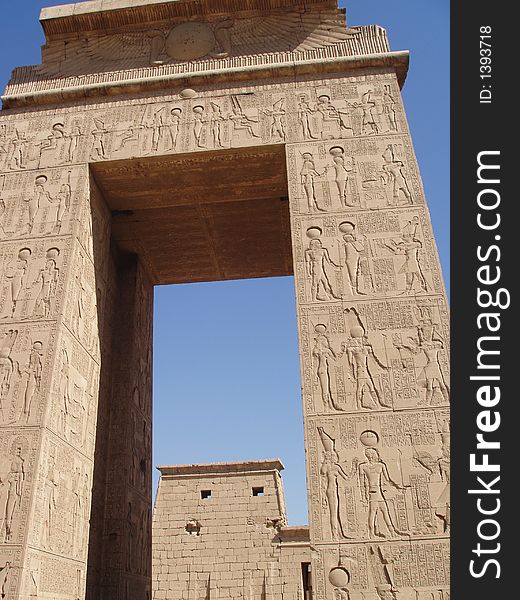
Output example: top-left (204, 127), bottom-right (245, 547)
top-left (0, 1), bottom-right (449, 599)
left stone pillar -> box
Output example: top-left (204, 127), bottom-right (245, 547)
top-left (0, 158), bottom-right (110, 598)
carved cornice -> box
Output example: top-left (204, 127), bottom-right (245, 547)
top-left (2, 48), bottom-right (408, 109)
top-left (1, 0), bottom-right (409, 109)
top-left (158, 459), bottom-right (285, 476)
top-left (40, 0), bottom-right (339, 37)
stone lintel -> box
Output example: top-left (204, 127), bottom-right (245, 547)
top-left (40, 0), bottom-right (339, 37)
top-left (277, 526), bottom-right (310, 543)
top-left (157, 459), bottom-right (285, 477)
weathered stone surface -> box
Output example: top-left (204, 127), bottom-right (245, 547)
top-left (0, 0), bottom-right (448, 599)
top-left (152, 460), bottom-right (310, 600)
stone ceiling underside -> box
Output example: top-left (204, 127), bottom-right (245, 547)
top-left (91, 144), bottom-right (293, 284)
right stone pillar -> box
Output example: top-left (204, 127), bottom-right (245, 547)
top-left (287, 71), bottom-right (450, 600)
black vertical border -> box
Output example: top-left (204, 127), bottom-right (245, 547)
top-left (451, 2), bottom-right (513, 598)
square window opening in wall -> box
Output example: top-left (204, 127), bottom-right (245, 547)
top-left (200, 490), bottom-right (212, 500)
top-left (252, 487), bottom-right (264, 497)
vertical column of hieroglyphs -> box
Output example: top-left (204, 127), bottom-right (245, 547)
top-left (287, 72), bottom-right (450, 600)
top-left (0, 106), bottom-right (109, 599)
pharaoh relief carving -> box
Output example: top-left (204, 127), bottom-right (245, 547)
top-left (288, 137), bottom-right (422, 214)
top-left (0, 432), bottom-right (37, 546)
top-left (318, 541), bottom-right (449, 600)
top-left (308, 412), bottom-right (449, 543)
top-left (0, 168), bottom-right (82, 239)
top-left (296, 82), bottom-right (402, 142)
top-left (293, 209), bottom-right (443, 301)
top-left (0, 121), bottom-right (85, 171)
top-left (1, 78), bottom-right (402, 175)
top-left (0, 239), bottom-right (68, 322)
top-left (86, 93), bottom-right (285, 159)
top-left (0, 325), bottom-right (53, 426)
top-left (299, 299), bottom-right (449, 414)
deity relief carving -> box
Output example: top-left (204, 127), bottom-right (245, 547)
top-left (0, 169), bottom-right (79, 240)
top-left (308, 411), bottom-right (449, 543)
top-left (0, 240), bottom-right (66, 322)
top-left (150, 19), bottom-right (234, 63)
top-left (300, 299), bottom-right (449, 414)
top-left (0, 434), bottom-right (37, 546)
top-left (0, 325), bottom-right (52, 426)
top-left (295, 82), bottom-right (402, 142)
top-left (0, 121), bottom-right (84, 171)
top-left (293, 209), bottom-right (442, 301)
top-left (288, 137), bottom-right (422, 214)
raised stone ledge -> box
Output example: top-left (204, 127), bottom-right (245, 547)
top-left (40, 0), bottom-right (339, 37)
top-left (277, 526), bottom-right (310, 543)
top-left (157, 459), bottom-right (285, 476)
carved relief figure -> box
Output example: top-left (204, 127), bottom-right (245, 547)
top-left (58, 348), bottom-right (72, 439)
top-left (151, 107), bottom-right (167, 152)
top-left (20, 341), bottom-right (44, 423)
top-left (382, 85), bottom-right (398, 132)
top-left (117, 117), bottom-right (145, 152)
top-left (193, 106), bottom-right (208, 148)
top-left (300, 153), bottom-right (324, 212)
top-left (381, 145), bottom-right (412, 206)
top-left (209, 102), bottom-right (225, 148)
top-left (263, 99), bottom-right (286, 141)
top-left (230, 96), bottom-right (259, 140)
top-left (357, 91), bottom-right (379, 135)
top-left (2, 248), bottom-right (32, 319)
top-left (359, 448), bottom-right (407, 538)
top-left (312, 324), bottom-right (338, 412)
top-left (23, 175), bottom-right (52, 235)
top-left (39, 122), bottom-right (66, 162)
top-left (338, 326), bottom-right (390, 410)
top-left (414, 424), bottom-right (450, 532)
top-left (0, 331), bottom-right (18, 421)
top-left (90, 119), bottom-right (108, 160)
top-left (339, 221), bottom-right (372, 296)
top-left (72, 260), bottom-right (87, 338)
top-left (318, 428), bottom-right (358, 539)
top-left (395, 312), bottom-right (449, 405)
top-left (0, 176), bottom-right (6, 237)
top-left (436, 438), bottom-right (450, 532)
top-left (31, 248), bottom-right (60, 318)
top-left (1, 446), bottom-right (25, 543)
top-left (41, 453), bottom-right (58, 550)
top-left (298, 96), bottom-right (317, 140)
top-left (6, 130), bottom-right (27, 170)
top-left (324, 147), bottom-right (356, 207)
top-left (167, 108), bottom-right (183, 150)
top-left (67, 124), bottom-right (82, 163)
top-left (381, 218), bottom-right (428, 294)
top-left (316, 95), bottom-right (342, 139)
top-left (72, 469), bottom-right (89, 557)
top-left (304, 229), bottom-right (341, 301)
top-left (48, 174), bottom-right (71, 234)
top-left (0, 561), bottom-right (10, 597)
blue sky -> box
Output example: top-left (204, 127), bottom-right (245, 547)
top-left (0, 1), bottom-right (449, 526)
